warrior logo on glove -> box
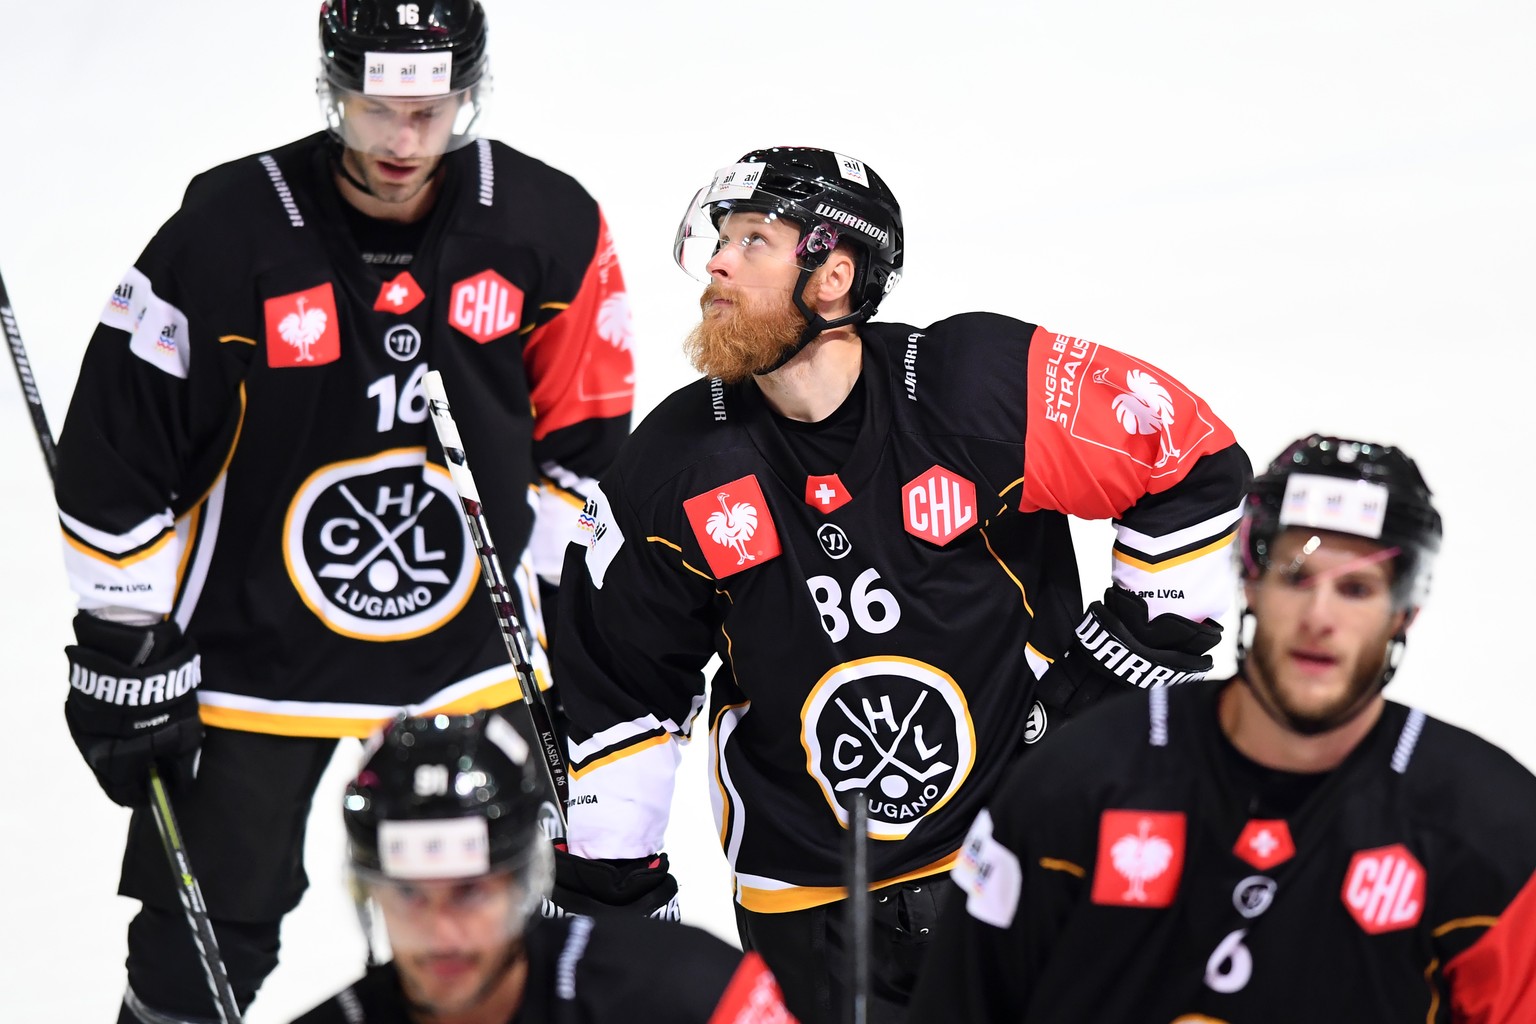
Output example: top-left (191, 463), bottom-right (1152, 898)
top-left (801, 657), bottom-right (975, 837)
top-left (284, 450), bottom-right (478, 640)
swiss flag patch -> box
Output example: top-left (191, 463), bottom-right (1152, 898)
top-left (1091, 809), bottom-right (1186, 908)
top-left (805, 474), bottom-right (851, 514)
top-left (684, 475), bottom-right (781, 579)
top-left (373, 270), bottom-right (425, 314)
top-left (449, 269), bottom-right (524, 344)
top-left (1341, 844), bottom-right (1425, 934)
top-left (265, 283), bottom-right (340, 368)
top-left (1234, 819), bottom-right (1295, 871)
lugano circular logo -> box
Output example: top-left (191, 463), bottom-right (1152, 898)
top-left (283, 449), bottom-right (477, 641)
top-left (801, 657), bottom-right (975, 839)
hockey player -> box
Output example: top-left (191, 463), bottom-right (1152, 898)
top-left (55, 3), bottom-right (633, 1021)
top-left (909, 435), bottom-right (1536, 1022)
top-left (546, 147), bottom-right (1251, 1023)
top-left (293, 710), bottom-right (794, 1024)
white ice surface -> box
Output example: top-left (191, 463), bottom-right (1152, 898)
top-left (2, 1), bottom-right (1533, 1019)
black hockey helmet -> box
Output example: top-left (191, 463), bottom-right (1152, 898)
top-left (345, 708), bottom-right (548, 883)
top-left (675, 146), bottom-right (904, 360)
top-left (1241, 434), bottom-right (1443, 610)
top-left (317, 0), bottom-right (490, 157)
top-left (319, 0), bottom-right (489, 93)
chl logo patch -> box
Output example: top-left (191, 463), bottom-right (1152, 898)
top-left (283, 449), bottom-right (477, 640)
top-left (801, 658), bottom-right (975, 839)
top-left (266, 283), bottom-right (341, 368)
top-left (449, 270), bottom-right (524, 344)
top-left (1091, 809), bottom-right (1186, 908)
top-left (902, 465), bottom-right (977, 546)
top-left (683, 475), bottom-right (781, 579)
top-left (1233, 819), bottom-right (1295, 871)
top-left (374, 270), bottom-right (425, 314)
top-left (1342, 844), bottom-right (1425, 934)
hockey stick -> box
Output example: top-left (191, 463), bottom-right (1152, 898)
top-left (0, 269), bottom-right (244, 1024)
top-left (847, 787), bottom-right (870, 1024)
top-left (424, 369), bottom-right (571, 832)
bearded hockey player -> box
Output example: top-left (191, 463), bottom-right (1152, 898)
top-left (546, 147), bottom-right (1250, 1023)
top-left (910, 435), bottom-right (1536, 1022)
top-left (293, 710), bottom-right (794, 1024)
top-left (54, 3), bottom-right (633, 1020)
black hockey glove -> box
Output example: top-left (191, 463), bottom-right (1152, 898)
top-left (1025, 588), bottom-right (1220, 747)
top-left (64, 612), bottom-right (203, 808)
top-left (543, 846), bottom-right (681, 921)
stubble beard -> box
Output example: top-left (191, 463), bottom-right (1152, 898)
top-left (685, 282), bottom-right (808, 383)
top-left (1246, 626), bottom-right (1390, 736)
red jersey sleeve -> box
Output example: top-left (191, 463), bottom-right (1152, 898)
top-left (523, 209), bottom-right (635, 441)
top-left (1020, 327), bottom-right (1236, 519)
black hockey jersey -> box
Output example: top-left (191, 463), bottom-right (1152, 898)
top-left (55, 133), bottom-right (634, 737)
top-left (555, 314), bottom-right (1249, 912)
top-left (292, 914), bottom-right (795, 1023)
top-left (909, 678), bottom-right (1536, 1022)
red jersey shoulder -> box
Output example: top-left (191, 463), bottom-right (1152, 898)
top-left (1021, 327), bottom-right (1237, 518)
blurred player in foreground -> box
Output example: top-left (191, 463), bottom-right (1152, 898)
top-left (294, 709), bottom-right (793, 1023)
top-left (910, 434), bottom-right (1536, 1022)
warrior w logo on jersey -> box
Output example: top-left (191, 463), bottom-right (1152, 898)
top-left (801, 657), bottom-right (975, 838)
top-left (283, 449), bottom-right (478, 640)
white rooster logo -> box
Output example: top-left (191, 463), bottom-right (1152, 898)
top-left (1110, 818), bottom-right (1175, 902)
top-left (705, 492), bottom-right (759, 566)
top-left (1095, 367), bottom-right (1181, 467)
top-left (597, 290), bottom-right (636, 376)
top-left (279, 296), bottom-right (329, 362)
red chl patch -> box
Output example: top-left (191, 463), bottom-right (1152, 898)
top-left (684, 475), bottom-right (782, 579)
top-left (1091, 809), bottom-right (1186, 908)
top-left (707, 952), bottom-right (793, 1024)
top-left (1341, 844), bottom-right (1426, 934)
top-left (373, 270), bottom-right (425, 314)
top-left (1233, 819), bottom-right (1296, 871)
top-left (805, 474), bottom-right (851, 514)
top-left (265, 283), bottom-right (341, 368)
top-left (448, 269), bottom-right (525, 343)
top-left (902, 465), bottom-right (978, 546)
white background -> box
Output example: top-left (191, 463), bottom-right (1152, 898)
top-left (2, 1), bottom-right (1532, 1019)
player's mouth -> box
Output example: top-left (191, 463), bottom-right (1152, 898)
top-left (418, 953), bottom-right (478, 980)
top-left (373, 159), bottom-right (421, 182)
top-left (1289, 648), bottom-right (1339, 675)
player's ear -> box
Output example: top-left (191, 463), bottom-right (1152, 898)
top-left (811, 248), bottom-right (856, 316)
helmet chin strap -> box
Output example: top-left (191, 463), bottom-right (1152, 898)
top-left (754, 224), bottom-right (874, 376)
